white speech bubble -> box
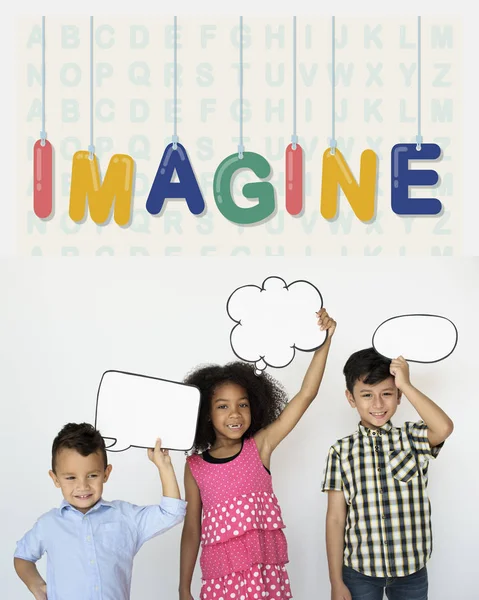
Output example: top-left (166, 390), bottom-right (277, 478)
top-left (372, 314), bottom-right (458, 363)
top-left (95, 371), bottom-right (201, 452)
top-left (227, 276), bottom-right (327, 373)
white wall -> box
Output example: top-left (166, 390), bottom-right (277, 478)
top-left (1, 258), bottom-right (477, 599)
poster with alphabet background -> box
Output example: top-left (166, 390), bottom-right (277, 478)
top-left (18, 16), bottom-right (461, 256)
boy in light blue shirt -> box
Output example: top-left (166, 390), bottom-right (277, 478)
top-left (14, 422), bottom-right (186, 600)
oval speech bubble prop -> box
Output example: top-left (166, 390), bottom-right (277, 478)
top-left (95, 371), bottom-right (201, 452)
top-left (372, 314), bottom-right (458, 363)
top-left (227, 276), bottom-right (327, 373)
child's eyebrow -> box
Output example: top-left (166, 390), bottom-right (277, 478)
top-left (213, 396), bottom-right (249, 403)
top-left (61, 470), bottom-right (101, 475)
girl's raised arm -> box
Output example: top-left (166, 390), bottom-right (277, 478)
top-left (255, 308), bottom-right (336, 458)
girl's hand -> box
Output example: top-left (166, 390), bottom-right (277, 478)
top-left (331, 581), bottom-right (352, 600)
top-left (389, 355), bottom-right (411, 391)
top-left (317, 308), bottom-right (337, 338)
top-left (147, 438), bottom-right (173, 470)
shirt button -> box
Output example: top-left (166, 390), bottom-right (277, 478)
top-left (375, 445), bottom-right (380, 451)
top-left (95, 586), bottom-right (99, 591)
top-left (90, 560), bottom-right (95, 565)
top-left (86, 536), bottom-right (91, 542)
top-left (372, 432), bottom-right (376, 436)
top-left (379, 489), bottom-right (383, 494)
top-left (377, 467), bottom-right (381, 472)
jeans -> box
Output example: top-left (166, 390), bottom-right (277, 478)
top-left (342, 565), bottom-right (428, 600)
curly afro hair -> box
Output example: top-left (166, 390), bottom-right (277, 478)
top-left (184, 361), bottom-right (288, 454)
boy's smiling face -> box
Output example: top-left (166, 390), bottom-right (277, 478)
top-left (49, 448), bottom-right (112, 513)
top-left (346, 375), bottom-right (401, 430)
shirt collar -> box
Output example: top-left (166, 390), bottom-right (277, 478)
top-left (358, 420), bottom-right (393, 437)
top-left (59, 498), bottom-right (115, 516)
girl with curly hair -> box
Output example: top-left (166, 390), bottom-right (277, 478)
top-left (179, 308), bottom-right (336, 600)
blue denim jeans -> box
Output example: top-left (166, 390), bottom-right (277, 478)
top-left (342, 565), bottom-right (428, 600)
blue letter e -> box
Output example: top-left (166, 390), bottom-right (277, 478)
top-left (391, 143), bottom-right (442, 215)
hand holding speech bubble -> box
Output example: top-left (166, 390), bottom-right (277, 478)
top-left (372, 314), bottom-right (458, 363)
top-left (95, 371), bottom-right (201, 452)
top-left (227, 276), bottom-right (327, 373)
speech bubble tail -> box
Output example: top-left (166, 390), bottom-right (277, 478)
top-left (103, 437), bottom-right (130, 452)
top-left (254, 358), bottom-right (267, 376)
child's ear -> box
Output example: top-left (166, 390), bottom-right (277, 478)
top-left (49, 470), bottom-right (61, 488)
top-left (397, 390), bottom-right (402, 405)
top-left (345, 389), bottom-right (356, 408)
top-left (103, 464), bottom-right (113, 483)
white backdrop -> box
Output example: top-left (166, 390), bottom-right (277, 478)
top-left (1, 258), bottom-right (477, 599)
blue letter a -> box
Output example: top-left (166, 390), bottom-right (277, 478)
top-left (146, 143), bottom-right (205, 215)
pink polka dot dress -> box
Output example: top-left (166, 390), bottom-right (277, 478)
top-left (187, 436), bottom-right (292, 600)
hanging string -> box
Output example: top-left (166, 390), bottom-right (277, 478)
top-left (88, 16), bottom-right (95, 160)
top-left (238, 16), bottom-right (244, 159)
top-left (172, 16), bottom-right (179, 149)
top-left (40, 16), bottom-right (46, 146)
top-left (291, 16), bottom-right (297, 150)
top-left (416, 16), bottom-right (422, 151)
top-left (330, 16), bottom-right (337, 155)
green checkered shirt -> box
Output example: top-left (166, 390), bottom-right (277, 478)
top-left (322, 420), bottom-right (443, 577)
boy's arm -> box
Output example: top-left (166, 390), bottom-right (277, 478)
top-left (256, 309), bottom-right (336, 455)
top-left (390, 357), bottom-right (454, 448)
top-left (148, 438), bottom-right (181, 498)
top-left (179, 463), bottom-right (202, 600)
top-left (14, 558), bottom-right (47, 600)
top-left (126, 439), bottom-right (187, 550)
top-left (14, 520), bottom-right (47, 600)
top-left (326, 492), bottom-right (351, 600)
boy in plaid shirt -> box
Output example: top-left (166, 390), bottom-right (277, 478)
top-left (322, 348), bottom-right (453, 600)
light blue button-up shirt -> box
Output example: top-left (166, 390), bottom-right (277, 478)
top-left (14, 496), bottom-right (186, 600)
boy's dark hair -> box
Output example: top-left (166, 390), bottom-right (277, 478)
top-left (52, 422), bottom-right (107, 472)
top-left (343, 347), bottom-right (392, 394)
top-left (184, 361), bottom-right (288, 454)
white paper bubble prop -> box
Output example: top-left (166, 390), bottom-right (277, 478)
top-left (95, 370), bottom-right (201, 452)
top-left (372, 314), bottom-right (458, 363)
top-left (227, 276), bottom-right (327, 373)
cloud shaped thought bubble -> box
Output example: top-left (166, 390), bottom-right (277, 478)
top-left (227, 276), bottom-right (327, 373)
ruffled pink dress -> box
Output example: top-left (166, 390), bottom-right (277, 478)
top-left (187, 437), bottom-right (292, 600)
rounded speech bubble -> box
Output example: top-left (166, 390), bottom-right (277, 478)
top-left (372, 314), bottom-right (458, 363)
top-left (227, 276), bottom-right (327, 373)
top-left (95, 371), bottom-right (201, 452)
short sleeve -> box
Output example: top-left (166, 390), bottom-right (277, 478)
top-left (406, 421), bottom-right (444, 459)
top-left (127, 497), bottom-right (187, 550)
top-left (14, 520), bottom-right (45, 563)
top-left (321, 446), bottom-right (343, 492)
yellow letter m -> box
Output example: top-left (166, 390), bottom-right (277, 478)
top-left (69, 151), bottom-right (135, 226)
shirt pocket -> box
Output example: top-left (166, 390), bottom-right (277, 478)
top-left (96, 521), bottom-right (135, 556)
top-left (388, 450), bottom-right (419, 483)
